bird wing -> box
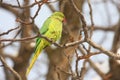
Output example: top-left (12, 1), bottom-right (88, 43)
top-left (40, 18), bottom-right (51, 34)
top-left (35, 18), bottom-right (51, 50)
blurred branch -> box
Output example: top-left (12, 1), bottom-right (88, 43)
top-left (0, 26), bottom-right (20, 36)
top-left (70, 0), bottom-right (120, 60)
top-left (78, 46), bottom-right (107, 79)
top-left (16, 0), bottom-right (21, 7)
top-left (88, 58), bottom-right (112, 80)
top-left (1, 33), bottom-right (119, 61)
top-left (0, 0), bottom-right (42, 9)
top-left (92, 25), bottom-right (116, 31)
top-left (87, 38), bottom-right (120, 59)
top-left (70, 0), bottom-right (88, 39)
top-left (0, 0), bottom-right (57, 9)
top-left (15, 1), bottom-right (45, 25)
top-left (0, 34), bottom-right (38, 42)
top-left (88, 0), bottom-right (94, 38)
top-left (0, 28), bottom-right (21, 49)
top-left (46, 3), bottom-right (56, 12)
top-left (2, 54), bottom-right (17, 62)
top-left (75, 50), bottom-right (79, 77)
top-left (15, 0), bottom-right (49, 25)
top-left (79, 60), bottom-right (87, 80)
top-left (0, 56), bottom-right (22, 80)
top-left (87, 0), bottom-right (94, 59)
top-left (78, 52), bottom-right (101, 60)
top-left (0, 1), bottom-right (20, 16)
top-left (0, 29), bottom-right (84, 48)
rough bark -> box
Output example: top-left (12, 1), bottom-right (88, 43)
top-left (109, 20), bottom-right (120, 80)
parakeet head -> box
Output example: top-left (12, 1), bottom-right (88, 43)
top-left (51, 12), bottom-right (65, 22)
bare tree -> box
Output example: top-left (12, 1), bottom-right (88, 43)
top-left (0, 0), bottom-right (120, 80)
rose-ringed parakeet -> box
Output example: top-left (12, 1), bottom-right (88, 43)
top-left (26, 12), bottom-right (65, 75)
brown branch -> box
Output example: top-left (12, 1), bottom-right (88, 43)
top-left (0, 33), bottom-right (84, 49)
top-left (88, 0), bottom-right (94, 37)
top-left (16, 17), bottom-right (34, 25)
top-left (70, 0), bottom-right (88, 39)
top-left (0, 0), bottom-right (55, 9)
top-left (78, 52), bottom-right (101, 60)
top-left (79, 60), bottom-right (87, 80)
top-left (64, 39), bottom-right (84, 48)
top-left (75, 49), bottom-right (79, 77)
top-left (0, 0), bottom-right (42, 9)
top-left (0, 25), bottom-right (84, 49)
top-left (92, 25), bottom-right (116, 31)
top-left (87, 38), bottom-right (120, 59)
top-left (81, 43), bottom-right (88, 53)
top-left (78, 46), bottom-right (106, 79)
top-left (16, 0), bottom-right (21, 7)
top-left (46, 3), bottom-right (56, 12)
top-left (56, 66), bottom-right (72, 76)
top-left (87, 0), bottom-right (94, 54)
top-left (0, 26), bottom-right (20, 36)
top-left (0, 28), bottom-right (21, 49)
top-left (0, 2), bottom-right (19, 16)
top-left (31, 5), bottom-right (41, 19)
top-left (0, 56), bottom-right (22, 80)
top-left (0, 34), bottom-right (38, 42)
top-left (0, 0), bottom-right (3, 2)
top-left (88, 59), bottom-right (106, 79)
top-left (2, 54), bottom-right (17, 62)
top-left (16, 0), bottom-right (47, 25)
top-left (35, 25), bottom-right (85, 48)
top-left (88, 58), bottom-right (111, 80)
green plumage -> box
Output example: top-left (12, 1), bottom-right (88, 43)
top-left (26, 12), bottom-right (65, 75)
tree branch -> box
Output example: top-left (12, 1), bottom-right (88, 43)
top-left (87, 38), bottom-right (120, 59)
top-left (0, 26), bottom-right (20, 36)
top-left (0, 56), bottom-right (22, 80)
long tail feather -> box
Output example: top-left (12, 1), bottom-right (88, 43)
top-left (26, 45), bottom-right (43, 76)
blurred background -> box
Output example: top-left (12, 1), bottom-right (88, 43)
top-left (0, 0), bottom-right (120, 80)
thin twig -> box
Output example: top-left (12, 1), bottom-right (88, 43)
top-left (70, 0), bottom-right (88, 39)
top-left (0, 26), bottom-right (20, 36)
top-left (0, 27), bottom-right (85, 49)
top-left (87, 38), bottom-right (120, 59)
top-left (0, 1), bottom-right (42, 9)
top-left (88, 0), bottom-right (94, 38)
top-left (87, 0), bottom-right (94, 54)
top-left (0, 56), bottom-right (22, 80)
top-left (0, 29), bottom-right (21, 49)
top-left (78, 52), bottom-right (101, 60)
top-left (16, 0), bottom-right (21, 7)
top-left (75, 49), bottom-right (79, 77)
top-left (46, 3), bottom-right (56, 12)
top-left (78, 46), bottom-right (106, 79)
top-left (15, 0), bottom-right (47, 25)
top-left (0, 34), bottom-right (84, 49)
top-left (64, 40), bottom-right (85, 48)
top-left (31, 5), bottom-right (41, 19)
top-left (0, 34), bottom-right (38, 42)
top-left (88, 25), bottom-right (116, 31)
top-left (80, 60), bottom-right (87, 80)
top-left (0, 2), bottom-right (19, 16)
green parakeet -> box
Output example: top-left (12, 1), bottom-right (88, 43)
top-left (26, 12), bottom-right (65, 75)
